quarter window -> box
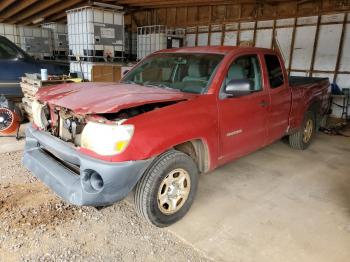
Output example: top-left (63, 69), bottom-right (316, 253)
top-left (265, 55), bottom-right (284, 88)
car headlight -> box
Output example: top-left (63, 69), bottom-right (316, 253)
top-left (32, 100), bottom-right (49, 129)
top-left (81, 121), bottom-right (134, 156)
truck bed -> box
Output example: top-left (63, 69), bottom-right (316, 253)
top-left (289, 76), bottom-right (329, 87)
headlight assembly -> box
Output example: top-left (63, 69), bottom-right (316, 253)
top-left (81, 121), bottom-right (134, 156)
top-left (32, 100), bottom-right (49, 130)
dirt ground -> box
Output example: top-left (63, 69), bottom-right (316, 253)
top-left (0, 151), bottom-right (212, 262)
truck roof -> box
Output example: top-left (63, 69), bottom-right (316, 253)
top-left (156, 46), bottom-right (274, 55)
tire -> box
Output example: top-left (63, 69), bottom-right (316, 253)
top-left (289, 111), bottom-right (316, 150)
top-left (134, 150), bottom-right (199, 227)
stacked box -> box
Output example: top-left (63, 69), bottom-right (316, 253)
top-left (42, 22), bottom-right (69, 58)
top-left (67, 6), bottom-right (125, 62)
top-left (18, 26), bottom-right (53, 59)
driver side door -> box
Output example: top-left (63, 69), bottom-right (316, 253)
top-left (217, 53), bottom-right (269, 163)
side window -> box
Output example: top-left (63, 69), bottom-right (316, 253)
top-left (265, 54), bottom-right (284, 88)
top-left (225, 55), bottom-right (262, 92)
top-left (0, 38), bottom-right (18, 59)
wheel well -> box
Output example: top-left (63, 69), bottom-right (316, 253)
top-left (174, 140), bottom-right (209, 173)
top-left (309, 101), bottom-right (320, 115)
top-left (308, 101), bottom-right (322, 128)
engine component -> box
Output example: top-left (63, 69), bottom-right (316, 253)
top-left (59, 113), bottom-right (85, 144)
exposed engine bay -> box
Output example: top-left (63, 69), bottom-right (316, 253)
top-left (38, 101), bottom-right (177, 146)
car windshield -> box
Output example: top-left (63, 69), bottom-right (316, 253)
top-left (122, 53), bottom-right (224, 94)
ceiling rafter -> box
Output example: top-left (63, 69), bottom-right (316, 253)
top-left (20, 0), bottom-right (85, 25)
top-left (0, 0), bottom-right (346, 25)
top-left (0, 0), bottom-right (17, 13)
top-left (5, 0), bottom-right (62, 24)
top-left (0, 0), bottom-right (40, 22)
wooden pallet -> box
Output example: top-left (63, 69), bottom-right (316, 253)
top-left (20, 82), bottom-right (38, 97)
top-left (21, 76), bottom-right (69, 87)
top-left (20, 76), bottom-right (72, 121)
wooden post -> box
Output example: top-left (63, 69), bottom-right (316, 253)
top-left (309, 15), bottom-right (321, 77)
top-left (271, 19), bottom-right (277, 50)
top-left (252, 20), bottom-right (257, 47)
top-left (288, 17), bottom-right (297, 76)
top-left (221, 23), bottom-right (226, 46)
top-left (334, 13), bottom-right (348, 84)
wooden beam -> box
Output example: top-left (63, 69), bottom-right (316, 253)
top-left (309, 15), bottom-right (321, 77)
top-left (6, 0), bottom-right (62, 24)
top-left (271, 19), bottom-right (277, 49)
top-left (0, 0), bottom-right (39, 22)
top-left (0, 0), bottom-right (16, 13)
top-left (118, 0), bottom-right (284, 6)
top-left (48, 2), bottom-right (86, 22)
top-left (334, 13), bottom-right (348, 84)
top-left (48, 12), bottom-right (67, 22)
top-left (287, 17), bottom-right (297, 75)
top-left (20, 0), bottom-right (85, 25)
top-left (252, 20), bottom-right (257, 46)
top-left (208, 6), bottom-right (212, 45)
top-left (120, 0), bottom-right (238, 8)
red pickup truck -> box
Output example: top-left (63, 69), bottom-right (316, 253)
top-left (23, 46), bottom-right (330, 227)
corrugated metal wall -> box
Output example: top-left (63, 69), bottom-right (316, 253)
top-left (183, 13), bottom-right (350, 92)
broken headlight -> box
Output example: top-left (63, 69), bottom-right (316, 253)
top-left (32, 100), bottom-right (49, 130)
top-left (80, 121), bottom-right (134, 156)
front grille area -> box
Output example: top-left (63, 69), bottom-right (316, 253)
top-left (46, 107), bottom-right (86, 147)
top-left (40, 147), bottom-right (80, 176)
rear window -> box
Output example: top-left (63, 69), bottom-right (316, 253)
top-left (265, 55), bottom-right (284, 88)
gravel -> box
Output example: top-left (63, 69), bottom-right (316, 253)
top-left (0, 151), bottom-right (212, 262)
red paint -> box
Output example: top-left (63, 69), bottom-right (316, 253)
top-left (36, 82), bottom-right (196, 115)
top-left (36, 46), bottom-right (330, 171)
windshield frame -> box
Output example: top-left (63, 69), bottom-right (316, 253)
top-left (121, 52), bottom-right (224, 94)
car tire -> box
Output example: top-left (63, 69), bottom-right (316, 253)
top-left (289, 111), bottom-right (316, 150)
top-left (134, 150), bottom-right (198, 227)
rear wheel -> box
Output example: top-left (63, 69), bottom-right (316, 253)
top-left (289, 111), bottom-right (315, 150)
top-left (134, 150), bottom-right (198, 227)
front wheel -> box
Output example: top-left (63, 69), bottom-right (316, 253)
top-left (289, 111), bottom-right (315, 150)
top-left (134, 150), bottom-right (198, 227)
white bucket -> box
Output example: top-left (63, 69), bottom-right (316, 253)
top-left (41, 69), bottom-right (48, 81)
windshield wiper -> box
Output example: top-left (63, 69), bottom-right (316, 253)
top-left (121, 80), bottom-right (137, 85)
top-left (143, 82), bottom-right (181, 92)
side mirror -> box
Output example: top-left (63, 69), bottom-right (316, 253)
top-left (224, 79), bottom-right (254, 97)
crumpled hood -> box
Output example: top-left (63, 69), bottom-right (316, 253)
top-left (36, 82), bottom-right (196, 114)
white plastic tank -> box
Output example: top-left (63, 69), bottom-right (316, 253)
top-left (66, 6), bottom-right (125, 61)
top-left (18, 26), bottom-right (53, 59)
top-left (0, 23), bottom-right (20, 46)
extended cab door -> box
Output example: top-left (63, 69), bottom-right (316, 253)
top-left (263, 54), bottom-right (292, 143)
top-left (217, 54), bottom-right (269, 162)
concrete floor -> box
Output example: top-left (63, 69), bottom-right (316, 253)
top-left (1, 130), bottom-right (349, 262)
top-left (0, 123), bottom-right (27, 154)
top-left (170, 133), bottom-right (350, 262)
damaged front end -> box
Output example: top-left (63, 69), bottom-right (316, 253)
top-left (31, 100), bottom-right (177, 149)
top-left (23, 100), bottom-right (182, 206)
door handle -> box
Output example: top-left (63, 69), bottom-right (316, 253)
top-left (259, 100), bottom-right (269, 107)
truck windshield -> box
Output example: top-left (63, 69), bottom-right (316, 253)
top-left (122, 53), bottom-right (224, 94)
